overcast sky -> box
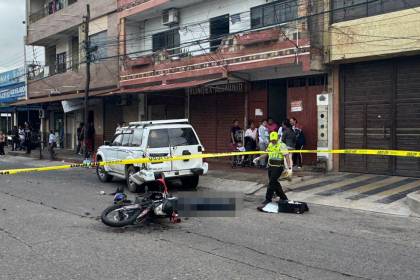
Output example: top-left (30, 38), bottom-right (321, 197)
top-left (0, 0), bottom-right (27, 72)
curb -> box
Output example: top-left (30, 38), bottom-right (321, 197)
top-left (407, 191), bottom-right (420, 217)
top-left (7, 151), bottom-right (83, 164)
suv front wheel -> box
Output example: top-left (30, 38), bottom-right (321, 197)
top-left (96, 158), bottom-right (113, 183)
top-left (126, 165), bottom-right (142, 193)
top-left (181, 175), bottom-right (199, 190)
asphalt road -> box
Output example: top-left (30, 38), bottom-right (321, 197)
top-left (1, 156), bottom-right (420, 280)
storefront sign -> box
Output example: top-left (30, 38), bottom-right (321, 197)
top-left (291, 100), bottom-right (303, 112)
top-left (255, 108), bottom-right (263, 116)
top-left (62, 99), bottom-right (101, 113)
top-left (0, 82), bottom-right (26, 103)
top-left (62, 100), bottom-right (84, 113)
top-left (0, 68), bottom-right (24, 87)
top-left (187, 82), bottom-right (247, 95)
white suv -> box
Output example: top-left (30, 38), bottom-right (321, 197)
top-left (96, 119), bottom-right (208, 192)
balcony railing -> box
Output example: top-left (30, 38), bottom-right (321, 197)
top-left (118, 0), bottom-right (152, 11)
top-left (124, 26), bottom-right (303, 68)
top-left (122, 26), bottom-right (310, 81)
top-left (29, 0), bottom-right (78, 24)
top-left (28, 59), bottom-right (78, 81)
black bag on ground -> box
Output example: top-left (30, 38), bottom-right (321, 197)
top-left (278, 200), bottom-right (309, 214)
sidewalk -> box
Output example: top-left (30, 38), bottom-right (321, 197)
top-left (6, 146), bottom-right (84, 163)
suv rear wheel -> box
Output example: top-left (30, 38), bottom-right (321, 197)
top-left (126, 165), bottom-right (142, 193)
top-left (181, 175), bottom-right (199, 190)
top-left (96, 158), bottom-right (113, 183)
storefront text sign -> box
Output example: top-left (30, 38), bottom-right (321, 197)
top-left (291, 100), bottom-right (303, 112)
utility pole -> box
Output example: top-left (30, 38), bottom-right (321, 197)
top-left (83, 4), bottom-right (90, 159)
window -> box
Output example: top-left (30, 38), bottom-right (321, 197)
top-left (89, 31), bottom-right (108, 60)
top-left (56, 52), bottom-right (66, 74)
top-left (148, 129), bottom-right (169, 148)
top-left (169, 128), bottom-right (199, 146)
top-left (251, 0), bottom-right (299, 29)
top-left (122, 133), bottom-right (133, 146)
top-left (112, 134), bottom-right (123, 146)
top-left (152, 29), bottom-right (180, 54)
top-left (332, 0), bottom-right (420, 23)
top-left (210, 14), bottom-right (230, 52)
top-left (131, 129), bottom-right (143, 147)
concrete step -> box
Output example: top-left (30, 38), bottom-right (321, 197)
top-left (407, 191), bottom-right (420, 217)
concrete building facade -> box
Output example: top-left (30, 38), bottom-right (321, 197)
top-left (19, 0), bottom-right (120, 150)
top-left (326, 0), bottom-right (420, 177)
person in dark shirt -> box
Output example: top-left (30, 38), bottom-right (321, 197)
top-left (290, 117), bottom-right (305, 168)
top-left (24, 122), bottom-right (32, 154)
top-left (230, 120), bottom-right (243, 145)
top-left (76, 122), bottom-right (84, 155)
top-left (11, 126), bottom-right (19, 151)
top-left (281, 119), bottom-right (295, 179)
top-left (84, 122), bottom-right (96, 159)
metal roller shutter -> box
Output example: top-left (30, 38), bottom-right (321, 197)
top-left (341, 57), bottom-right (420, 177)
top-left (190, 92), bottom-right (245, 153)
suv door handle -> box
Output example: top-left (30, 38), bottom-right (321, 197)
top-left (182, 150), bottom-right (191, 162)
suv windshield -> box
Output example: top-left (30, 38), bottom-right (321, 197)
top-left (169, 128), bottom-right (199, 146)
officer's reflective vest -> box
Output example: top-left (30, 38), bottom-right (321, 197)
top-left (267, 142), bottom-right (288, 167)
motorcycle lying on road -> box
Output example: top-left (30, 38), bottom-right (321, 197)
top-left (101, 175), bottom-right (181, 227)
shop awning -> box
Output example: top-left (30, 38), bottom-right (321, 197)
top-left (101, 78), bottom-right (230, 97)
top-left (11, 88), bottom-right (118, 106)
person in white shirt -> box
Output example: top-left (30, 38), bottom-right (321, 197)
top-left (245, 121), bottom-right (258, 142)
top-left (257, 120), bottom-right (269, 167)
top-left (48, 130), bottom-right (57, 160)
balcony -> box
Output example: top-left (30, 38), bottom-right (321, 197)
top-left (118, 0), bottom-right (168, 18)
top-left (27, 0), bottom-right (117, 45)
top-left (29, 0), bottom-right (78, 24)
top-left (120, 27), bottom-right (312, 88)
top-left (27, 60), bottom-right (118, 99)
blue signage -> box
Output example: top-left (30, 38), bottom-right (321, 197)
top-left (0, 68), bottom-right (25, 86)
top-left (0, 68), bottom-right (26, 104)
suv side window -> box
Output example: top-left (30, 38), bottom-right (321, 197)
top-left (122, 133), bottom-right (132, 146)
top-left (169, 128), bottom-right (199, 146)
top-left (148, 129), bottom-right (169, 148)
top-left (131, 129), bottom-right (143, 147)
top-left (112, 134), bottom-right (123, 146)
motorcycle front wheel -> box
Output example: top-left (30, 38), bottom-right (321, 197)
top-left (101, 204), bottom-right (143, 227)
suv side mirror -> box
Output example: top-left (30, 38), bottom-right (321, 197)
top-left (104, 141), bottom-right (111, 146)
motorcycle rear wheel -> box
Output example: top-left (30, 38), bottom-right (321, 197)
top-left (101, 204), bottom-right (142, 227)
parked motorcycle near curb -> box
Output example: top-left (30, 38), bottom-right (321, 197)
top-left (101, 175), bottom-right (181, 227)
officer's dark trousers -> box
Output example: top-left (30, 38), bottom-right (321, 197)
top-left (266, 166), bottom-right (288, 201)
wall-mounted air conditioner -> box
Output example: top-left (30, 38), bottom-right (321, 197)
top-left (162, 8), bottom-right (179, 26)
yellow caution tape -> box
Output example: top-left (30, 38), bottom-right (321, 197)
top-left (1, 149), bottom-right (420, 175)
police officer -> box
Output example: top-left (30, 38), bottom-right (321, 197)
top-left (254, 131), bottom-right (291, 210)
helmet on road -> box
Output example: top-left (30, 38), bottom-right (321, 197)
top-left (269, 132), bottom-right (279, 141)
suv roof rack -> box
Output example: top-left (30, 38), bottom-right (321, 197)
top-left (129, 119), bottom-right (189, 126)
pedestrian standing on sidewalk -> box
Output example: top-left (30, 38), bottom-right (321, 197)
top-left (84, 122), bottom-right (96, 159)
top-left (253, 132), bottom-right (290, 210)
top-left (290, 117), bottom-right (305, 168)
top-left (24, 122), bottom-right (32, 154)
top-left (76, 122), bottom-right (84, 155)
top-left (281, 119), bottom-right (296, 179)
top-left (48, 130), bottom-right (57, 160)
top-left (18, 126), bottom-right (25, 150)
top-left (257, 120), bottom-right (269, 167)
top-left (266, 118), bottom-right (279, 133)
top-left (11, 126), bottom-right (19, 151)
top-left (0, 131), bottom-right (6, 155)
top-left (230, 120), bottom-right (243, 146)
